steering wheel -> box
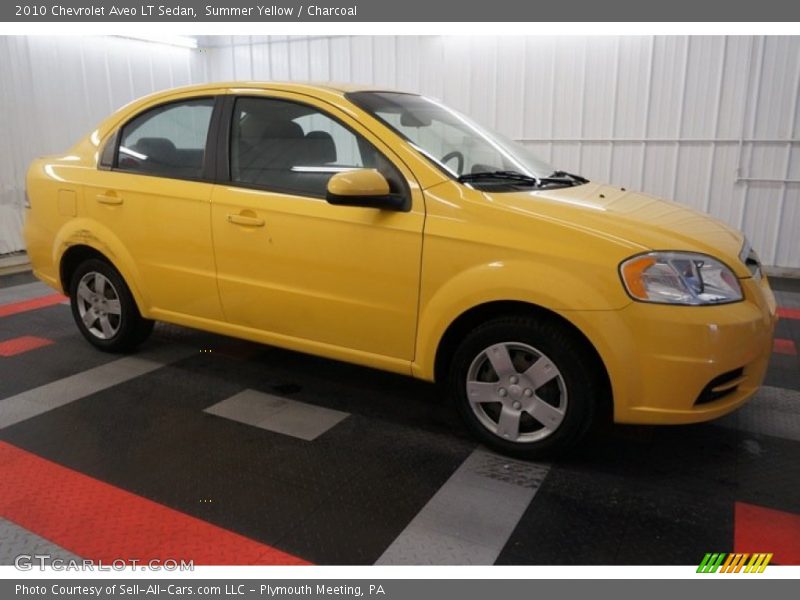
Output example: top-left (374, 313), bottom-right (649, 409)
top-left (440, 150), bottom-right (465, 175)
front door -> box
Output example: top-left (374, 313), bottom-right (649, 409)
top-left (211, 94), bottom-right (425, 363)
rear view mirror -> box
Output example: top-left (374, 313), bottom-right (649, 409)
top-left (326, 169), bottom-right (408, 211)
top-left (400, 111), bottom-right (432, 128)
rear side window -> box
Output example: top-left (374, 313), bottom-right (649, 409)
top-left (117, 98), bottom-right (215, 180)
top-left (230, 96), bottom-right (404, 198)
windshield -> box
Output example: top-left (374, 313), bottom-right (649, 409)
top-left (348, 91), bottom-right (565, 186)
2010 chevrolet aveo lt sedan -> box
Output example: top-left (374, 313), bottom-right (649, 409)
top-left (24, 83), bottom-right (777, 457)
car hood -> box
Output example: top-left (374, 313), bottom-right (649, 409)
top-left (485, 182), bottom-right (750, 277)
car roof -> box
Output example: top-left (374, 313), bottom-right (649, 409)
top-left (151, 81), bottom-right (418, 96)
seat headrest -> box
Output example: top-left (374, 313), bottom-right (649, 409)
top-left (304, 131), bottom-right (337, 165)
top-left (133, 137), bottom-right (177, 164)
top-left (265, 121), bottom-right (304, 140)
top-left (239, 116), bottom-right (304, 143)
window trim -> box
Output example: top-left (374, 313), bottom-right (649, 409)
top-left (107, 95), bottom-right (222, 184)
top-left (216, 94), bottom-right (411, 210)
top-left (98, 129), bottom-right (119, 171)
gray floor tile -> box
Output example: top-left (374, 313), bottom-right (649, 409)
top-left (460, 449), bottom-right (550, 490)
top-left (205, 389), bottom-right (349, 441)
top-left (0, 398), bottom-right (47, 429)
top-left (413, 487), bottom-right (530, 549)
top-left (257, 401), bottom-right (349, 441)
top-left (374, 525), bottom-right (499, 565)
top-left (376, 448), bottom-right (550, 565)
top-left (0, 344), bottom-right (195, 428)
top-left (0, 518), bottom-right (81, 566)
top-left (204, 388), bottom-right (287, 422)
top-left (775, 290), bottom-right (800, 309)
top-left (0, 281), bottom-right (53, 305)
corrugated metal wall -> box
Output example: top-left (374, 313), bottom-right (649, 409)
top-left (2, 35), bottom-right (798, 269)
top-left (0, 35), bottom-right (204, 254)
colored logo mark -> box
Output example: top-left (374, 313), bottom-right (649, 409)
top-left (697, 553), bottom-right (773, 573)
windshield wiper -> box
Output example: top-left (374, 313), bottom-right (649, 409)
top-left (549, 170), bottom-right (589, 184)
top-left (458, 170), bottom-right (588, 187)
top-left (457, 170), bottom-right (540, 185)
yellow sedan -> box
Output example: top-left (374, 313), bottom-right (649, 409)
top-left (23, 83), bottom-right (777, 456)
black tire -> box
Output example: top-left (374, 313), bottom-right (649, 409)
top-left (445, 315), bottom-right (603, 459)
top-left (69, 258), bottom-right (154, 353)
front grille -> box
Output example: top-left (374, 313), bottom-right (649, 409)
top-left (695, 367), bottom-right (745, 405)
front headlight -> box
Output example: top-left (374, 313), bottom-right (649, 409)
top-left (620, 251), bottom-right (743, 305)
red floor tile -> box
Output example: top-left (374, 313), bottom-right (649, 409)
top-left (777, 307), bottom-right (800, 321)
top-left (735, 502), bottom-right (800, 565)
top-left (0, 441), bottom-right (310, 566)
top-left (773, 338), bottom-right (798, 356)
top-left (0, 294), bottom-right (67, 318)
top-left (0, 336), bottom-right (54, 357)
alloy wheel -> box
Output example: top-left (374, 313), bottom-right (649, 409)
top-left (75, 271), bottom-right (122, 340)
top-left (465, 341), bottom-right (568, 443)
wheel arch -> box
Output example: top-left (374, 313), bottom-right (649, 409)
top-left (58, 242), bottom-right (149, 316)
top-left (430, 300), bottom-right (614, 423)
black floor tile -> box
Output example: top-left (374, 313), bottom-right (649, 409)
top-left (769, 276), bottom-right (800, 294)
top-left (496, 468), bottom-right (631, 565)
top-left (0, 349), bottom-right (473, 563)
top-left (735, 433), bottom-right (800, 515)
top-left (0, 270), bottom-right (37, 289)
top-left (765, 362), bottom-right (800, 391)
top-left (0, 336), bottom-right (119, 399)
top-left (498, 422), bottom-right (741, 565)
top-left (775, 318), bottom-right (796, 341)
top-left (275, 500), bottom-right (409, 565)
top-left (615, 487), bottom-right (733, 565)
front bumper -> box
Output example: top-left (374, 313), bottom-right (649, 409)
top-left (576, 275), bottom-right (777, 425)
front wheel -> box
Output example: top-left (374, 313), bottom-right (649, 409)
top-left (446, 315), bottom-right (602, 458)
top-left (69, 258), bottom-right (154, 353)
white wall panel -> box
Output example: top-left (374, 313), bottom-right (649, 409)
top-left (395, 36), bottom-right (421, 93)
top-left (494, 37), bottom-right (525, 140)
top-left (0, 36), bottom-right (203, 255)
top-left (309, 38), bottom-right (330, 81)
top-left (2, 34), bottom-right (799, 269)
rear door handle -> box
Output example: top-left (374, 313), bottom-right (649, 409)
top-left (227, 214), bottom-right (265, 227)
top-left (96, 193), bottom-right (123, 205)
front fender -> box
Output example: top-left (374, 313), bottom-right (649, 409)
top-left (412, 259), bottom-right (630, 381)
top-left (53, 218), bottom-right (151, 315)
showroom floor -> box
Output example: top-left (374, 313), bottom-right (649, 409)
top-left (1, 270), bottom-right (799, 566)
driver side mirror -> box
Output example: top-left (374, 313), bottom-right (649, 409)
top-left (326, 169), bottom-right (408, 211)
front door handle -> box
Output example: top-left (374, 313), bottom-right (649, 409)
top-left (96, 192), bottom-right (123, 205)
top-left (227, 213), bottom-right (265, 227)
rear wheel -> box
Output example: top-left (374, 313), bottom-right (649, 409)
top-left (69, 258), bottom-right (153, 352)
top-left (446, 315), bottom-right (602, 458)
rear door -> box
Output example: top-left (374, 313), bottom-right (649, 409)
top-left (80, 95), bottom-right (223, 320)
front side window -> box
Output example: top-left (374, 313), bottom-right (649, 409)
top-left (230, 97), bottom-right (404, 198)
top-left (117, 98), bottom-right (215, 179)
